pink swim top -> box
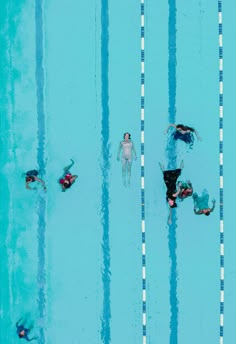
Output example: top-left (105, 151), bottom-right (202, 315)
top-left (60, 173), bottom-right (72, 184)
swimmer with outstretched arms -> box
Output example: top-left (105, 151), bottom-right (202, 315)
top-left (164, 123), bottom-right (201, 148)
top-left (59, 159), bottom-right (78, 191)
top-left (16, 318), bottom-right (37, 341)
top-left (25, 170), bottom-right (46, 191)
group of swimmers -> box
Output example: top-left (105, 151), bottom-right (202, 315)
top-left (162, 123), bottom-right (215, 224)
top-left (24, 128), bottom-right (215, 225)
top-left (20, 162), bottom-right (78, 340)
top-left (25, 159), bottom-right (78, 192)
top-left (24, 133), bottom-right (136, 192)
top-left (115, 126), bottom-right (215, 225)
top-left (18, 125), bottom-right (214, 340)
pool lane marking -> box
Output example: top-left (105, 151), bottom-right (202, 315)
top-left (218, 1), bottom-right (224, 343)
top-left (101, 0), bottom-right (111, 342)
top-left (140, 1), bottom-right (146, 343)
top-left (35, 0), bottom-right (47, 342)
top-left (167, 0), bottom-right (179, 342)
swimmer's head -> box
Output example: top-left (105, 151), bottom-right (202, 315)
top-left (19, 330), bottom-right (25, 338)
top-left (26, 176), bottom-right (33, 182)
top-left (205, 211), bottom-right (210, 216)
top-left (183, 188), bottom-right (193, 196)
top-left (177, 124), bottom-right (194, 132)
top-left (63, 180), bottom-right (71, 189)
top-left (123, 132), bottom-right (131, 140)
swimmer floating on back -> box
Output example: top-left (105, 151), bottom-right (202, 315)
top-left (117, 132), bottom-right (137, 187)
top-left (59, 159), bottom-right (78, 191)
top-left (16, 318), bottom-right (37, 341)
top-left (164, 123), bottom-right (201, 148)
top-left (159, 160), bottom-right (184, 224)
top-left (193, 189), bottom-right (215, 216)
top-left (25, 170), bottom-right (46, 191)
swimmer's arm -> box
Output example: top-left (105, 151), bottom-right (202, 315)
top-left (117, 142), bottom-right (122, 160)
top-left (164, 124), bottom-right (177, 134)
top-left (16, 318), bottom-right (23, 326)
top-left (194, 208), bottom-right (201, 215)
top-left (34, 177), bottom-right (46, 190)
top-left (70, 175), bottom-right (78, 183)
top-left (194, 129), bottom-right (201, 141)
top-left (172, 188), bottom-right (181, 198)
top-left (25, 336), bottom-right (37, 342)
top-left (26, 182), bottom-right (33, 190)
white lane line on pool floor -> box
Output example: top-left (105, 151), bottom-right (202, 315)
top-left (218, 1), bottom-right (224, 343)
top-left (140, 0), bottom-right (146, 343)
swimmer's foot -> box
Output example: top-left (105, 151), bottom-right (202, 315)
top-left (123, 179), bottom-right (127, 188)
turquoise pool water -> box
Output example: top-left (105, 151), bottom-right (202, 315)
top-left (0, 0), bottom-right (235, 343)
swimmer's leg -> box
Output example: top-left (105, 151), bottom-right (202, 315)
top-left (192, 192), bottom-right (199, 206)
top-left (159, 162), bottom-right (165, 172)
top-left (127, 161), bottom-right (132, 186)
top-left (180, 160), bottom-right (184, 169)
top-left (202, 189), bottom-right (209, 202)
top-left (122, 159), bottom-right (127, 187)
top-left (64, 159), bottom-right (74, 173)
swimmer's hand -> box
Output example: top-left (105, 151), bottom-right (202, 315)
top-left (117, 157), bottom-right (120, 161)
top-left (134, 156), bottom-right (137, 161)
top-left (43, 186), bottom-right (47, 191)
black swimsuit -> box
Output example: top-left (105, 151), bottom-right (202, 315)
top-left (163, 169), bottom-right (181, 199)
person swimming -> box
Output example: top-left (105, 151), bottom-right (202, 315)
top-left (164, 123), bottom-right (201, 148)
top-left (117, 132), bottom-right (137, 187)
top-left (25, 170), bottom-right (46, 191)
top-left (159, 160), bottom-right (184, 224)
top-left (16, 318), bottom-right (37, 341)
top-left (193, 189), bottom-right (216, 216)
top-left (59, 159), bottom-right (78, 191)
top-left (177, 180), bottom-right (193, 200)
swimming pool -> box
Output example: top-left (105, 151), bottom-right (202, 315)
top-left (0, 0), bottom-right (235, 343)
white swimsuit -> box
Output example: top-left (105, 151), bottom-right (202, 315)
top-left (121, 141), bottom-right (133, 162)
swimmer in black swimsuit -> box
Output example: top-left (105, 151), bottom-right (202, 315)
top-left (159, 160), bottom-right (184, 224)
top-left (164, 123), bottom-right (201, 148)
top-left (25, 170), bottom-right (46, 191)
top-left (16, 318), bottom-right (37, 341)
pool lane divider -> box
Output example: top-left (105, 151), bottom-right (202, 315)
top-left (218, 1), bottom-right (224, 343)
top-left (140, 1), bottom-right (146, 343)
top-left (101, 0), bottom-right (111, 343)
top-left (35, 0), bottom-right (47, 343)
